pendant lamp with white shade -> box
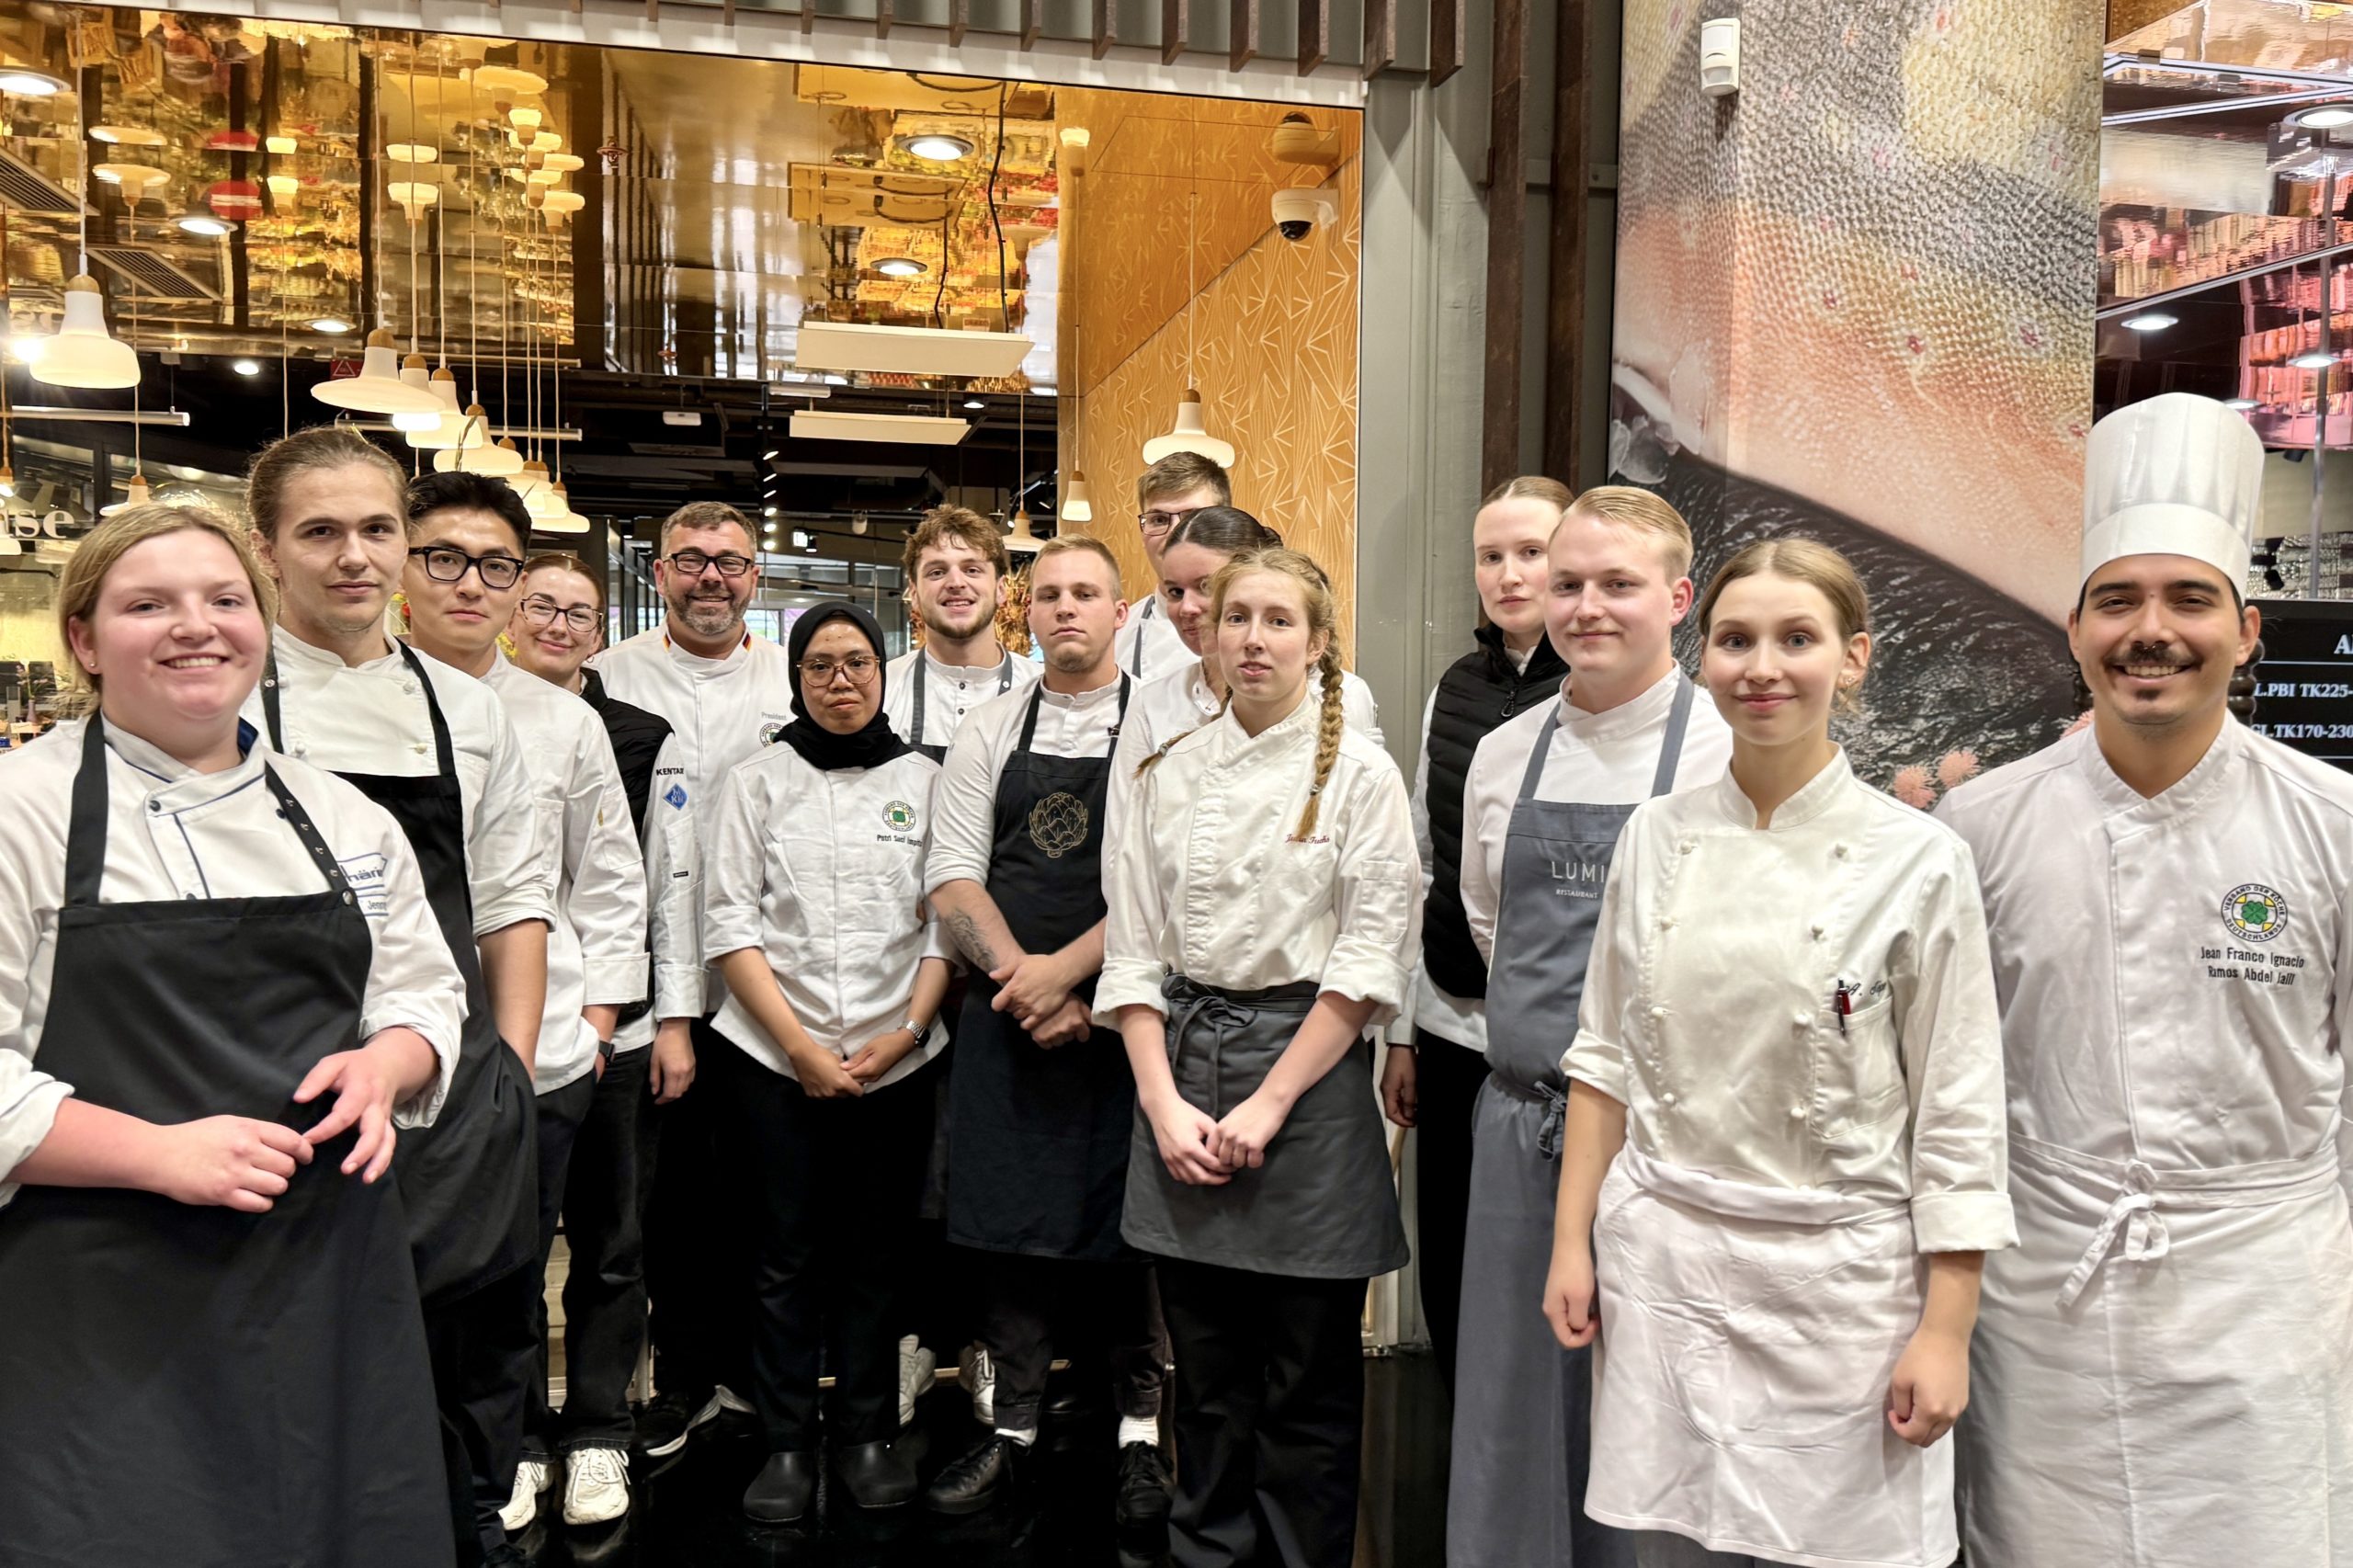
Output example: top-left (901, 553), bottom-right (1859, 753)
top-left (1139, 109), bottom-right (1235, 472)
top-left (1004, 508), bottom-right (1043, 555)
top-left (313, 328), bottom-right (442, 417)
top-left (1061, 471), bottom-right (1095, 522)
top-left (439, 433), bottom-right (524, 476)
top-left (37, 91), bottom-right (142, 391)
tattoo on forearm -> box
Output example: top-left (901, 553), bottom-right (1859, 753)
top-left (947, 911), bottom-right (997, 971)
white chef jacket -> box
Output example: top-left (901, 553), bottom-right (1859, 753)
top-left (882, 646), bottom-right (1040, 753)
top-left (481, 657), bottom-right (649, 1094)
top-left (1567, 748), bottom-right (2015, 1248)
top-left (703, 744), bottom-right (951, 1090)
top-left (1113, 591), bottom-right (1191, 681)
top-left (621, 731), bottom-right (701, 1054)
top-left (1937, 718), bottom-right (2353, 1568)
top-left (1460, 670), bottom-right (1733, 978)
top-left (589, 624), bottom-right (797, 1014)
top-left (1097, 694), bottom-right (1422, 1028)
top-left (0, 719), bottom-right (464, 1209)
top-left (925, 676), bottom-right (1131, 896)
top-left (244, 628), bottom-right (555, 941)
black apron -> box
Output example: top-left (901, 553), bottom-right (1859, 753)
top-left (0, 717), bottom-right (452, 1568)
top-left (263, 643), bottom-right (537, 1306)
top-left (945, 678), bottom-right (1135, 1262)
top-left (905, 651), bottom-right (1017, 764)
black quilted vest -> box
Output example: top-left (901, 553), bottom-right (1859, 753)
top-left (1421, 625), bottom-right (1569, 1001)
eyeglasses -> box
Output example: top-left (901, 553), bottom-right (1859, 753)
top-left (798, 653), bottom-right (881, 687)
top-left (518, 595), bottom-right (600, 635)
top-left (408, 545), bottom-right (523, 591)
top-left (1137, 506), bottom-right (1208, 536)
top-left (665, 549), bottom-right (755, 579)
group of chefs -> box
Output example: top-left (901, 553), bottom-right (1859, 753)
top-left (0, 386), bottom-right (2347, 1568)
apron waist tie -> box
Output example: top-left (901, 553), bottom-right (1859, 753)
top-left (2012, 1134), bottom-right (2344, 1310)
top-left (1162, 977), bottom-right (1320, 1120)
top-left (1619, 1142), bottom-right (1910, 1228)
top-left (1487, 1074), bottom-right (1569, 1161)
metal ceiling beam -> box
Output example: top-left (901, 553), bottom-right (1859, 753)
top-left (2097, 238), bottom-right (2353, 319)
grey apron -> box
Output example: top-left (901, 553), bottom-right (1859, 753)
top-left (1122, 976), bottom-right (1409, 1280)
top-left (1446, 675), bottom-right (1693, 1568)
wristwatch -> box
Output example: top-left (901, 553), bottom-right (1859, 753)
top-left (596, 1036), bottom-right (616, 1062)
top-left (902, 1018), bottom-right (927, 1040)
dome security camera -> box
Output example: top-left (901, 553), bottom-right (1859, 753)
top-left (1271, 186), bottom-right (1338, 243)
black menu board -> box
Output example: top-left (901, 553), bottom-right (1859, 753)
top-left (2249, 598), bottom-right (2353, 771)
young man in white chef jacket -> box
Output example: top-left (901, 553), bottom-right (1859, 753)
top-left (1115, 453), bottom-right (1225, 680)
top-left (1450, 488), bottom-right (1732, 1568)
top-left (1938, 392), bottom-right (2353, 1568)
top-left (588, 499), bottom-right (794, 1456)
top-left (883, 506), bottom-right (1040, 762)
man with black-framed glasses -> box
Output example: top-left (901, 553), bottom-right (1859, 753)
top-left (1116, 453), bottom-right (1231, 681)
top-left (590, 500), bottom-right (795, 1461)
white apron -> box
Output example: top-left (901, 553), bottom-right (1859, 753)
top-left (1586, 1143), bottom-right (1955, 1568)
top-left (1958, 1133), bottom-right (2353, 1567)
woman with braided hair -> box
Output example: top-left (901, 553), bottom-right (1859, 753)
top-left (1098, 548), bottom-right (1418, 1568)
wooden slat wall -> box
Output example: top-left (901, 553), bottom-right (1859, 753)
top-left (1429, 0), bottom-right (1462, 87)
top-left (1163, 0), bottom-right (1189, 64)
top-left (1093, 0), bottom-right (1117, 59)
top-left (1298, 0), bottom-right (1327, 74)
top-left (1541, 0), bottom-right (1589, 488)
top-left (1480, 0), bottom-right (1527, 492)
top-left (1363, 0), bottom-right (1394, 81)
top-left (1231, 0), bottom-right (1258, 69)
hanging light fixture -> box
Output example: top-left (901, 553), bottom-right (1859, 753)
top-left (99, 472), bottom-right (152, 517)
top-left (1004, 507), bottom-right (1043, 555)
top-left (1140, 110), bottom-right (1235, 470)
top-left (0, 66), bottom-right (67, 97)
top-left (539, 184), bottom-right (590, 535)
top-left (311, 327), bottom-right (443, 416)
top-left (902, 131), bottom-right (975, 163)
top-left (1142, 389), bottom-right (1235, 467)
top-left (1063, 471), bottom-right (1095, 523)
top-left (35, 90), bottom-right (141, 391)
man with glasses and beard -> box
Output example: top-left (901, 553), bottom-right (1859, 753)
top-left (1116, 454), bottom-right (1229, 681)
top-left (590, 502), bottom-right (793, 1460)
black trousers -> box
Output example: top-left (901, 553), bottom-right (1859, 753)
top-left (1409, 1033), bottom-right (1488, 1393)
top-left (425, 1262), bottom-right (545, 1563)
top-left (722, 1040), bottom-right (933, 1452)
top-left (526, 1049), bottom-right (651, 1458)
top-left (643, 1017), bottom-right (753, 1399)
top-left (1157, 1258), bottom-right (1369, 1568)
top-left (975, 1249), bottom-right (1167, 1432)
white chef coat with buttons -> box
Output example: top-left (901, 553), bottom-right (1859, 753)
top-left (621, 730), bottom-right (702, 1054)
top-left (1114, 592), bottom-right (1191, 680)
top-left (0, 718), bottom-right (465, 1209)
top-left (1460, 669), bottom-right (1733, 977)
top-left (1936, 718), bottom-right (2353, 1568)
top-left (1097, 695), bottom-right (1421, 1027)
top-left (882, 647), bottom-right (1040, 751)
top-left (481, 657), bottom-right (649, 1094)
top-left (926, 675), bottom-right (1131, 896)
top-left (588, 625), bottom-right (796, 1014)
top-left (703, 744), bottom-right (951, 1090)
top-left (244, 627), bottom-right (554, 943)
top-left (1567, 748), bottom-right (2015, 1248)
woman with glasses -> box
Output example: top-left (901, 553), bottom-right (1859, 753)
top-left (398, 472), bottom-right (653, 1542)
top-left (704, 601), bottom-right (950, 1525)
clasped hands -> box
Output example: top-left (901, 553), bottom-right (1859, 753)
top-left (989, 950), bottom-right (1093, 1048)
top-left (1142, 1085), bottom-right (1291, 1186)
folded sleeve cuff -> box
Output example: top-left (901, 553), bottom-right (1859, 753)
top-left (1316, 949), bottom-right (1409, 1030)
top-left (699, 914), bottom-right (762, 966)
top-left (582, 954), bottom-right (650, 1007)
top-left (1093, 960), bottom-right (1171, 1026)
top-left (654, 962), bottom-right (706, 1021)
top-left (1562, 1028), bottom-right (1629, 1104)
top-left (472, 894), bottom-right (554, 940)
top-left (1909, 1190), bottom-right (2018, 1255)
top-left (364, 1014), bottom-right (458, 1129)
top-left (0, 1075), bottom-right (74, 1207)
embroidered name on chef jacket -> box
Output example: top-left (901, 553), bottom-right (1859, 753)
top-left (337, 852), bottom-right (391, 919)
top-left (2199, 880), bottom-right (2308, 985)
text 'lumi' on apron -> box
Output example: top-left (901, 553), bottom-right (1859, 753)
top-left (264, 642), bottom-right (537, 1305)
top-left (0, 716), bottom-right (453, 1568)
top-left (947, 678), bottom-right (1138, 1262)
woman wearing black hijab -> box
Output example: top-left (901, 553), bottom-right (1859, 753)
top-left (703, 602), bottom-right (955, 1524)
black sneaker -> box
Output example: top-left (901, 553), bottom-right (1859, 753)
top-left (921, 1433), bottom-right (1027, 1515)
top-left (1114, 1440), bottom-right (1172, 1530)
top-left (634, 1387), bottom-right (709, 1460)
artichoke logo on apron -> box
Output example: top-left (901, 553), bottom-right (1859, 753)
top-left (1029, 790), bottom-right (1090, 858)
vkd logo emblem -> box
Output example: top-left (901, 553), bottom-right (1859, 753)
top-left (2222, 882), bottom-right (2290, 943)
top-left (883, 800), bottom-right (916, 832)
top-left (664, 783), bottom-right (688, 811)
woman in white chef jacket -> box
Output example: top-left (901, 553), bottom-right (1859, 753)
top-left (1101, 547), bottom-right (1417, 1568)
top-left (0, 504), bottom-right (463, 1567)
top-left (1542, 539), bottom-right (2015, 1568)
top-left (704, 600), bottom-right (952, 1527)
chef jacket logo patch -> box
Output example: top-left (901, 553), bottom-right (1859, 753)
top-left (663, 783), bottom-right (688, 811)
top-left (2222, 883), bottom-right (2290, 943)
top-left (1029, 791), bottom-right (1090, 858)
top-left (759, 721), bottom-right (786, 745)
top-left (883, 800), bottom-right (916, 832)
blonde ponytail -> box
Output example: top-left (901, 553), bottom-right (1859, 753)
top-left (1293, 643), bottom-right (1347, 840)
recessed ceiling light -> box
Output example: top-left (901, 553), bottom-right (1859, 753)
top-left (964, 398), bottom-right (985, 410)
top-left (231, 358), bottom-right (261, 376)
top-left (874, 256), bottom-right (928, 279)
top-left (762, 449), bottom-right (779, 460)
top-left (903, 133), bottom-right (975, 163)
top-left (2223, 396), bottom-right (2259, 410)
top-left (175, 211), bottom-right (233, 237)
top-left (310, 316), bottom-right (354, 335)
top-left (92, 124), bottom-right (165, 147)
top-left (2120, 312), bottom-right (2177, 332)
top-left (0, 68), bottom-right (67, 97)
top-left (764, 505), bottom-right (780, 517)
top-left (2291, 106), bottom-right (2353, 130)
top-left (2292, 349), bottom-right (2337, 369)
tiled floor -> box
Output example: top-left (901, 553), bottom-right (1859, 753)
top-left (517, 1353), bottom-right (1453, 1568)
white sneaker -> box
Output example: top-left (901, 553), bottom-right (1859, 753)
top-left (711, 1383), bottom-right (756, 1417)
top-left (499, 1457), bottom-right (551, 1533)
top-left (958, 1343), bottom-right (995, 1426)
top-left (561, 1445), bottom-right (631, 1527)
top-left (899, 1335), bottom-right (939, 1427)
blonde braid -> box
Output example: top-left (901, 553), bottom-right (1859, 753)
top-left (1292, 645), bottom-right (1347, 840)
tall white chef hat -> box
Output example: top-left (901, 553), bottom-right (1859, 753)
top-left (2081, 392), bottom-right (2262, 588)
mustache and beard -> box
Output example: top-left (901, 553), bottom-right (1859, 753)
top-left (671, 578), bottom-right (744, 638)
